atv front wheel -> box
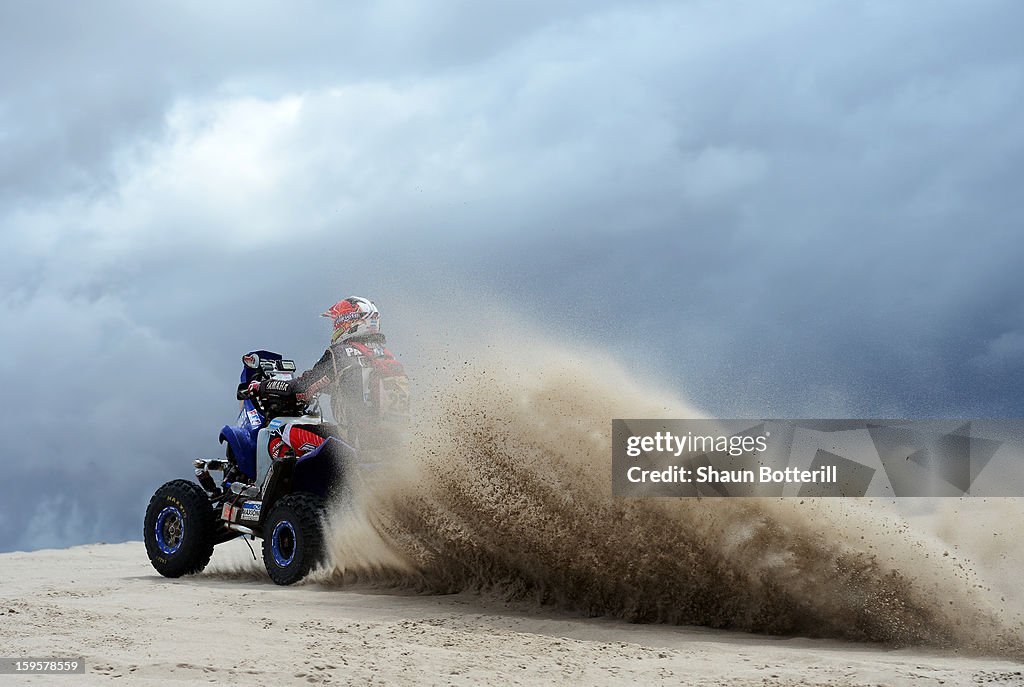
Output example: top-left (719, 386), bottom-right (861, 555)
top-left (144, 479), bottom-right (217, 577)
top-left (262, 493), bottom-right (326, 585)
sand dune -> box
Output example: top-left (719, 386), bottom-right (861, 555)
top-left (0, 541), bottom-right (1021, 686)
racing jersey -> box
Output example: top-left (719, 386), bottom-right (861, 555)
top-left (260, 334), bottom-right (409, 447)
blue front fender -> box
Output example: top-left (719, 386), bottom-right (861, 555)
top-left (220, 425), bottom-right (258, 480)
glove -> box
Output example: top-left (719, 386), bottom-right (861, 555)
top-left (245, 380), bottom-right (262, 399)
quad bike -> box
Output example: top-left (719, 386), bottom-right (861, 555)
top-left (144, 350), bottom-right (351, 585)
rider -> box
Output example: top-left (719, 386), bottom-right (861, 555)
top-left (247, 296), bottom-right (409, 457)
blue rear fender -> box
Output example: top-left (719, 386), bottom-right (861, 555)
top-left (292, 436), bottom-right (354, 498)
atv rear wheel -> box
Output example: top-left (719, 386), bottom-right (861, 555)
top-left (144, 479), bottom-right (217, 578)
top-left (262, 493), bottom-right (326, 585)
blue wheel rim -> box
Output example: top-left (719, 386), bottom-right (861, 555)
top-left (272, 520), bottom-right (297, 567)
top-left (155, 505), bottom-right (184, 555)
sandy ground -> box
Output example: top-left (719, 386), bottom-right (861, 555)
top-left (0, 542), bottom-right (1021, 686)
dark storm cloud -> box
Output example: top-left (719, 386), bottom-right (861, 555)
top-left (0, 0), bottom-right (629, 200)
top-left (1, 0), bottom-right (1023, 551)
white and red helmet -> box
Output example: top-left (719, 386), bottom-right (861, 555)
top-left (322, 296), bottom-right (380, 344)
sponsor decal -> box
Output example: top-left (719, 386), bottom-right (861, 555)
top-left (240, 502), bottom-right (262, 522)
top-left (247, 409), bottom-right (261, 428)
top-left (269, 437), bottom-right (291, 460)
top-left (221, 503), bottom-right (233, 521)
top-left (288, 427), bottom-right (327, 455)
top-left (266, 380), bottom-right (290, 392)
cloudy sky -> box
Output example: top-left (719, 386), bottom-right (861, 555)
top-left (1, 0), bottom-right (1022, 552)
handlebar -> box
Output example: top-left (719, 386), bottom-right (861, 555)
top-left (237, 377), bottom-right (320, 418)
top-left (236, 382), bottom-right (253, 401)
